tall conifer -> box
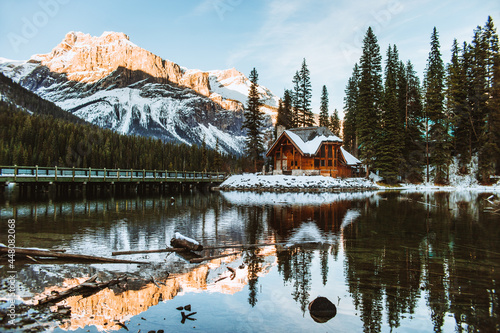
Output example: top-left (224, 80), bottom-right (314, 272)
top-left (319, 85), bottom-right (330, 127)
top-left (343, 63), bottom-right (360, 155)
top-left (283, 89), bottom-right (293, 128)
top-left (242, 68), bottom-right (265, 171)
top-left (357, 27), bottom-right (383, 176)
top-left (378, 45), bottom-right (404, 183)
top-left (398, 61), bottom-right (425, 182)
top-left (298, 59), bottom-right (314, 127)
top-left (447, 39), bottom-right (472, 172)
top-left (292, 71), bottom-right (301, 127)
top-left (329, 109), bottom-right (341, 137)
top-left (478, 16), bottom-right (500, 181)
top-left (424, 27), bottom-right (450, 184)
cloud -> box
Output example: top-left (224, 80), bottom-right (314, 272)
top-left (224, 0), bottom-right (498, 118)
top-left (226, 0), bottom-right (411, 116)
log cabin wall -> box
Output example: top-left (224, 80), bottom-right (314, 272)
top-left (270, 136), bottom-right (353, 177)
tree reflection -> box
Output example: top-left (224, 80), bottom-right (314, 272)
top-left (244, 206), bottom-right (265, 307)
top-left (341, 191), bottom-right (500, 332)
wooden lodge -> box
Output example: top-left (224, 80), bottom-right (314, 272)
top-left (266, 126), bottom-right (362, 177)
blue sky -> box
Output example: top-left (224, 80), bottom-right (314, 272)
top-left (1, 0), bottom-right (499, 117)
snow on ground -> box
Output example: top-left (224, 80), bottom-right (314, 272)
top-left (220, 174), bottom-right (380, 191)
top-left (220, 173), bottom-right (500, 192)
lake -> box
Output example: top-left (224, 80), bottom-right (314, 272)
top-left (1, 189), bottom-right (499, 332)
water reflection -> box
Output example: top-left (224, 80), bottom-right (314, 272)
top-left (0, 190), bottom-right (499, 332)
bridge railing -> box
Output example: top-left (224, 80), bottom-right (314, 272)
top-left (0, 166), bottom-right (226, 182)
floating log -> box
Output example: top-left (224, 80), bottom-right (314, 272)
top-left (111, 242), bottom-right (284, 257)
top-left (37, 274), bottom-right (126, 305)
top-left (170, 232), bottom-right (203, 251)
top-left (202, 242), bottom-right (286, 250)
top-left (189, 252), bottom-right (240, 264)
top-left (0, 247), bottom-right (147, 264)
top-left (111, 248), bottom-right (186, 256)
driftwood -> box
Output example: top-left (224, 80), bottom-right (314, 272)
top-left (37, 274), bottom-right (127, 305)
top-left (170, 233), bottom-right (203, 252)
top-left (0, 247), bottom-right (147, 264)
top-left (190, 252), bottom-right (240, 264)
top-left (202, 242), bottom-right (286, 250)
top-left (111, 248), bottom-right (186, 256)
top-left (112, 242), bottom-right (284, 256)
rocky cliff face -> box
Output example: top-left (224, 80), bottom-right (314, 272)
top-left (0, 31), bottom-right (279, 155)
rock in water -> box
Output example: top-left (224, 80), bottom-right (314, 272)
top-left (308, 296), bottom-right (337, 323)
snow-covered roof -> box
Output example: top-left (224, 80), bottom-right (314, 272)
top-left (340, 147), bottom-right (361, 165)
top-left (283, 127), bottom-right (342, 155)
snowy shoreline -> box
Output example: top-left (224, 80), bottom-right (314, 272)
top-left (218, 174), bottom-right (500, 192)
top-left (218, 174), bottom-right (380, 192)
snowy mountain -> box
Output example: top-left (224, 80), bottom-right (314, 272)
top-left (0, 31), bottom-right (280, 155)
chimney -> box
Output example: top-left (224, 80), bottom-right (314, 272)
top-left (276, 125), bottom-right (285, 139)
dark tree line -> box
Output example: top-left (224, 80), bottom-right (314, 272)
top-left (343, 16), bottom-right (500, 184)
top-left (0, 101), bottom-right (243, 171)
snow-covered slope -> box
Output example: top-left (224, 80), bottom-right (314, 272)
top-left (0, 31), bottom-right (280, 155)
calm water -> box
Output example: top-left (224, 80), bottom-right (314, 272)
top-left (1, 189), bottom-right (499, 332)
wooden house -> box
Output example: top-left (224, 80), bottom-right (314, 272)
top-left (266, 126), bottom-right (362, 177)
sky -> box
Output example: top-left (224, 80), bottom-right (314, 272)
top-left (1, 0), bottom-right (499, 118)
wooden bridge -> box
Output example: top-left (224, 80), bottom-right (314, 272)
top-left (1, 165), bottom-right (227, 197)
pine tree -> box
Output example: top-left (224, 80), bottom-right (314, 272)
top-left (402, 60), bottom-right (425, 182)
top-left (282, 89), bottom-right (293, 129)
top-left (276, 99), bottom-right (284, 137)
top-left (343, 63), bottom-right (360, 155)
top-left (478, 16), bottom-right (500, 182)
top-left (319, 85), bottom-right (330, 127)
top-left (378, 45), bottom-right (404, 183)
top-left (299, 59), bottom-right (314, 126)
top-left (329, 109), bottom-right (341, 137)
top-left (292, 71), bottom-right (301, 127)
top-left (242, 68), bottom-right (265, 172)
top-left (276, 89), bottom-right (293, 131)
top-left (424, 27), bottom-right (450, 184)
top-left (357, 27), bottom-right (383, 176)
top-left (447, 39), bottom-right (472, 173)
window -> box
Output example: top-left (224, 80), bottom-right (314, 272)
top-left (328, 160), bottom-right (332, 167)
top-left (320, 146), bottom-right (325, 158)
top-left (328, 146), bottom-right (332, 158)
top-left (321, 160), bottom-right (325, 167)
